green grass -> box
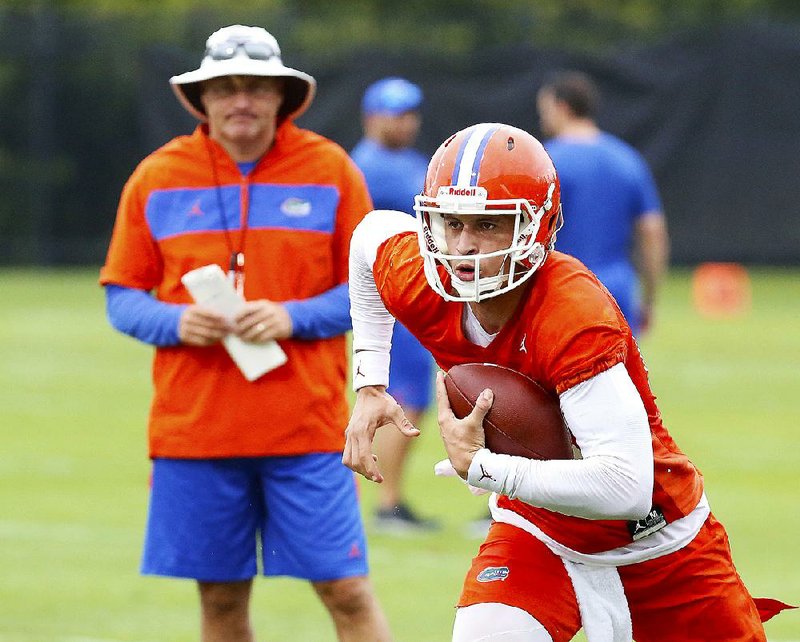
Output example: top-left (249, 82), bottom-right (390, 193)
top-left (0, 267), bottom-right (798, 641)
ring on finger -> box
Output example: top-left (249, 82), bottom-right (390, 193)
top-left (255, 322), bottom-right (266, 333)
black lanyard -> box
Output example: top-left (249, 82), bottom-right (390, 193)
top-left (205, 136), bottom-right (249, 295)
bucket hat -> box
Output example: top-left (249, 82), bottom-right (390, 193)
top-left (170, 25), bottom-right (316, 122)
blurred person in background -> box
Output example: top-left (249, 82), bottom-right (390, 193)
top-left (350, 77), bottom-right (439, 534)
top-left (99, 24), bottom-right (391, 642)
top-left (537, 70), bottom-right (669, 336)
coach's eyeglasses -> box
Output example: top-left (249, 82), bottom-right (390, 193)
top-left (205, 38), bottom-right (277, 61)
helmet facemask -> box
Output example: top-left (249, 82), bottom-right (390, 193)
top-left (414, 183), bottom-right (555, 302)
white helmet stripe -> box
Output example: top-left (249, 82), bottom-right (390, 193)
top-left (451, 123), bottom-right (501, 187)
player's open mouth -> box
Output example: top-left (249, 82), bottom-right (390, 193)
top-left (454, 262), bottom-right (476, 281)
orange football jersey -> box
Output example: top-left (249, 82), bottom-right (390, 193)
top-left (374, 232), bottom-right (703, 554)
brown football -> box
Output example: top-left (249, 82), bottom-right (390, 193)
top-left (444, 363), bottom-right (573, 460)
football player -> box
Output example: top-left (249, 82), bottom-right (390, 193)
top-left (343, 123), bottom-right (793, 641)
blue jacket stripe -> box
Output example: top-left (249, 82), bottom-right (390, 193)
top-left (145, 184), bottom-right (340, 241)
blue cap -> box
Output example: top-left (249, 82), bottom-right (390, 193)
top-left (361, 77), bottom-right (423, 115)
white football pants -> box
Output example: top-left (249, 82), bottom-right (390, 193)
top-left (452, 603), bottom-right (554, 641)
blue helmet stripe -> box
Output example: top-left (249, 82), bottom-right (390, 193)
top-left (450, 127), bottom-right (474, 185)
top-left (450, 123), bottom-right (501, 186)
top-left (469, 125), bottom-right (500, 185)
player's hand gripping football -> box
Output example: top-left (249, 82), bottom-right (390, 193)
top-left (343, 385), bottom-right (420, 483)
top-left (435, 371), bottom-right (493, 479)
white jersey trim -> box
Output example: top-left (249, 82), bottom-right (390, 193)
top-left (489, 491), bottom-right (710, 567)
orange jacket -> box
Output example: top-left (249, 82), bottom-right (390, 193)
top-left (101, 123), bottom-right (372, 458)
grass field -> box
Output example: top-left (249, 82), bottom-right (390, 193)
top-left (0, 267), bottom-right (798, 641)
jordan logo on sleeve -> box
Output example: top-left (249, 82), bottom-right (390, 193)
top-left (478, 465), bottom-right (496, 483)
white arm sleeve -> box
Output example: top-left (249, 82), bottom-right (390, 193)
top-left (466, 362), bottom-right (654, 520)
top-left (349, 210), bottom-right (417, 391)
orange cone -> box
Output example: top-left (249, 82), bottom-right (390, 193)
top-left (691, 262), bottom-right (751, 318)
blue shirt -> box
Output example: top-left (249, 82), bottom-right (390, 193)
top-left (545, 132), bottom-right (663, 331)
top-left (350, 138), bottom-right (428, 215)
top-left (105, 281), bottom-right (351, 346)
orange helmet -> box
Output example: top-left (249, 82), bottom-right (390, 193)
top-left (413, 123), bottom-right (562, 301)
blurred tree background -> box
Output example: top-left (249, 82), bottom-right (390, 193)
top-left (1, 0), bottom-right (799, 265)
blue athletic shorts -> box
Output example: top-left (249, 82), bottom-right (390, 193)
top-left (141, 453), bottom-right (369, 582)
top-left (388, 321), bottom-right (435, 410)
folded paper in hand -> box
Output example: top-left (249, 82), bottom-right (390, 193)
top-left (181, 264), bottom-right (288, 381)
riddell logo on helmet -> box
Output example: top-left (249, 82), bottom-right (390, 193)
top-left (446, 186), bottom-right (478, 196)
top-left (436, 186), bottom-right (488, 201)
top-left (422, 224), bottom-right (438, 252)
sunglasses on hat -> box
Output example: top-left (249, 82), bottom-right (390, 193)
top-left (205, 37), bottom-right (277, 61)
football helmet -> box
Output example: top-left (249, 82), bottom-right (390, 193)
top-left (413, 123), bottom-right (562, 302)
